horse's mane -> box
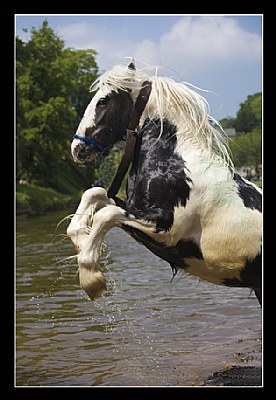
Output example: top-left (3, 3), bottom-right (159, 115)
top-left (91, 64), bottom-right (233, 168)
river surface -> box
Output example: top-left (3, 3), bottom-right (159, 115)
top-left (16, 209), bottom-right (262, 387)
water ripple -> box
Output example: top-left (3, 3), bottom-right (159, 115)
top-left (16, 210), bottom-right (262, 387)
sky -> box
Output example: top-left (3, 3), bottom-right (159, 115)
top-left (15, 14), bottom-right (262, 121)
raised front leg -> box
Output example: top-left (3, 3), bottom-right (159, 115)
top-left (67, 187), bottom-right (115, 253)
top-left (76, 205), bottom-right (127, 300)
top-left (67, 188), bottom-right (118, 299)
top-left (67, 186), bottom-right (158, 300)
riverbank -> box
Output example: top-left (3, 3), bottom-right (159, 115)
top-left (16, 183), bottom-right (80, 215)
top-left (203, 365), bottom-right (262, 386)
top-left (16, 178), bottom-right (261, 217)
top-left (16, 182), bottom-right (127, 216)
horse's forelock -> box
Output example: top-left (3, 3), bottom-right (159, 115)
top-left (89, 64), bottom-right (149, 97)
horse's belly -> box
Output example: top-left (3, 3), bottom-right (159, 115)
top-left (123, 223), bottom-right (261, 289)
top-left (182, 257), bottom-right (242, 286)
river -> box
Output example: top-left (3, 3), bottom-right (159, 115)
top-left (16, 209), bottom-right (262, 387)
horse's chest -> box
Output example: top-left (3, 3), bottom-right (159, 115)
top-left (126, 118), bottom-right (192, 232)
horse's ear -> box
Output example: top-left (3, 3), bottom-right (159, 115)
top-left (128, 60), bottom-right (136, 70)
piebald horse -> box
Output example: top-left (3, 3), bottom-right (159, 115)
top-left (67, 61), bottom-right (262, 306)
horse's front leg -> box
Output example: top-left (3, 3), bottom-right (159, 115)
top-left (76, 205), bottom-right (127, 300)
top-left (67, 187), bottom-right (115, 253)
top-left (75, 204), bottom-right (157, 300)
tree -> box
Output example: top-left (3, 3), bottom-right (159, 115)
top-left (220, 116), bottom-right (236, 130)
top-left (16, 20), bottom-right (99, 192)
top-left (219, 92), bottom-right (262, 168)
top-left (235, 93), bottom-right (262, 133)
top-left (229, 127), bottom-right (262, 168)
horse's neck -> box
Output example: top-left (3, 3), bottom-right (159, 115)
top-left (127, 118), bottom-right (192, 230)
top-left (178, 146), bottom-right (231, 182)
top-left (127, 117), bottom-right (234, 234)
top-left (137, 117), bottom-right (231, 185)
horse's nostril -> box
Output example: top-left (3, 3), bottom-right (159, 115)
top-left (72, 142), bottom-right (98, 166)
top-left (74, 144), bottom-right (86, 161)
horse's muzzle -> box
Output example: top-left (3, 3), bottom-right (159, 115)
top-left (71, 140), bottom-right (99, 166)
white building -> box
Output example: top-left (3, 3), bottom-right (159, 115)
top-left (224, 128), bottom-right (236, 137)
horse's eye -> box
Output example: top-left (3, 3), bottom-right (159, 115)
top-left (97, 97), bottom-right (109, 106)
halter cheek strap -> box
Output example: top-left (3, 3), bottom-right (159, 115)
top-left (107, 81), bottom-right (152, 199)
top-left (73, 134), bottom-right (107, 153)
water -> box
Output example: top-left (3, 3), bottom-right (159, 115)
top-left (16, 209), bottom-right (262, 387)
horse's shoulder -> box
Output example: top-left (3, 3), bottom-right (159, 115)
top-left (127, 118), bottom-right (192, 232)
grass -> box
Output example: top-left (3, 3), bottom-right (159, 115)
top-left (254, 180), bottom-right (262, 188)
top-left (16, 184), bottom-right (79, 215)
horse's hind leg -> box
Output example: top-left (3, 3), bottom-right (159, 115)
top-left (254, 288), bottom-right (262, 306)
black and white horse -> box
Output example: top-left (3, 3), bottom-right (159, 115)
top-left (67, 61), bottom-right (262, 305)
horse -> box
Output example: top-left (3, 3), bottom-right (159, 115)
top-left (67, 60), bottom-right (262, 306)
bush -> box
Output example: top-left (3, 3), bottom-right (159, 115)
top-left (16, 184), bottom-right (74, 214)
top-left (16, 191), bottom-right (32, 214)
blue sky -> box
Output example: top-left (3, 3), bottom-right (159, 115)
top-left (15, 14), bottom-right (262, 120)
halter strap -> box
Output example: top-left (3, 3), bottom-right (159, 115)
top-left (72, 134), bottom-right (107, 152)
top-left (107, 81), bottom-right (152, 199)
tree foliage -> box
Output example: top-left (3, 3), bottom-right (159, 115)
top-left (229, 127), bottom-right (262, 168)
top-left (235, 93), bottom-right (262, 133)
top-left (220, 92), bottom-right (262, 168)
top-left (16, 20), bottom-right (99, 193)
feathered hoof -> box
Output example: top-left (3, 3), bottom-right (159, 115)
top-left (79, 266), bottom-right (107, 300)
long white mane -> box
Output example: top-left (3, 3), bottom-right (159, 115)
top-left (90, 63), bottom-right (233, 167)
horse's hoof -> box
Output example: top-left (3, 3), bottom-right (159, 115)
top-left (79, 266), bottom-right (107, 301)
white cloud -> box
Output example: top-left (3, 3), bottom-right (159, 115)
top-left (133, 39), bottom-right (158, 66)
top-left (156, 17), bottom-right (261, 76)
top-left (57, 16), bottom-right (261, 80)
top-left (57, 21), bottom-right (134, 72)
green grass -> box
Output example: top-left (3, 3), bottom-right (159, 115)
top-left (16, 184), bottom-right (78, 215)
top-left (254, 180), bottom-right (262, 188)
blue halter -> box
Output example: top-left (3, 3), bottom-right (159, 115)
top-left (73, 134), bottom-right (106, 152)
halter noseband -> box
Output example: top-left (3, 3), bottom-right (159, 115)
top-left (72, 134), bottom-right (107, 153)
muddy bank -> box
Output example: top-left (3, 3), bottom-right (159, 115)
top-left (204, 365), bottom-right (262, 386)
top-left (203, 338), bottom-right (262, 387)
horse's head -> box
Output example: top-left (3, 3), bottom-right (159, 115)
top-left (71, 61), bottom-right (146, 166)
